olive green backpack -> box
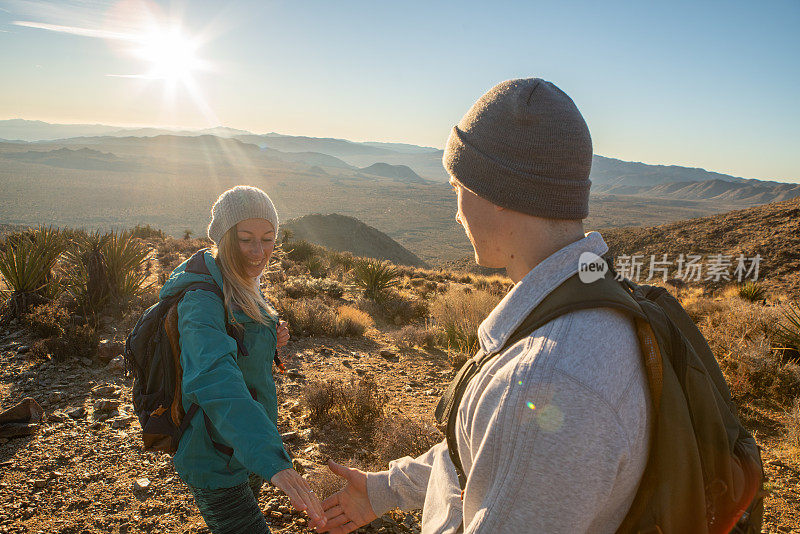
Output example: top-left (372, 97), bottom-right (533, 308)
top-left (435, 266), bottom-right (764, 533)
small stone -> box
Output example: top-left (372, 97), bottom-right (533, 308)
top-left (110, 416), bottom-right (135, 429)
top-left (66, 407), bottom-right (86, 419)
top-left (286, 370), bottom-right (305, 380)
top-left (93, 399), bottom-right (121, 412)
top-left (299, 428), bottom-right (313, 439)
top-left (287, 401), bottom-right (302, 414)
top-left (379, 349), bottom-right (395, 358)
top-left (342, 360), bottom-right (352, 368)
top-left (280, 431), bottom-right (299, 442)
top-left (404, 385), bottom-right (413, 392)
top-left (80, 357), bottom-right (93, 366)
top-left (98, 339), bottom-right (124, 362)
top-left (32, 478), bottom-right (48, 488)
top-left (424, 389), bottom-right (437, 396)
top-left (133, 478), bottom-right (150, 491)
top-left (355, 368), bottom-right (366, 376)
top-left (16, 345), bottom-right (30, 354)
top-left (270, 510), bottom-right (283, 519)
top-left (48, 391), bottom-right (64, 403)
top-left (91, 384), bottom-right (119, 397)
top-left (106, 355), bottom-right (125, 371)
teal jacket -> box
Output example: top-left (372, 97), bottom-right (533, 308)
top-left (159, 249), bottom-right (292, 489)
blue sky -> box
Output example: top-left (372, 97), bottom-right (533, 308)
top-left (1, 0), bottom-right (798, 182)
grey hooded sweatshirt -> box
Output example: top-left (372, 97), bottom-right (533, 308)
top-left (366, 232), bottom-right (651, 533)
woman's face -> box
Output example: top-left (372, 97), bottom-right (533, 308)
top-left (236, 218), bottom-right (275, 279)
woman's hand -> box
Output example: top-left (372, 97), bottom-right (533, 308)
top-left (270, 467), bottom-right (327, 530)
top-left (276, 320), bottom-right (290, 348)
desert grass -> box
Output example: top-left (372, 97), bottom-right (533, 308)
top-left (302, 378), bottom-right (386, 430)
top-left (430, 287), bottom-right (501, 366)
top-left (279, 298), bottom-right (372, 337)
top-left (688, 293), bottom-right (800, 406)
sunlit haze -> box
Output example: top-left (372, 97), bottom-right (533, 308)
top-left (0, 0), bottom-right (798, 182)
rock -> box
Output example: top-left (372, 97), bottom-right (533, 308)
top-left (379, 349), bottom-right (395, 358)
top-left (319, 347), bottom-right (333, 356)
top-left (66, 407), bottom-right (86, 419)
top-left (106, 355), bottom-right (125, 372)
top-left (269, 510), bottom-right (283, 519)
top-left (424, 389), bottom-right (437, 396)
top-left (355, 368), bottom-right (366, 376)
top-left (93, 399), bottom-right (121, 412)
top-left (299, 428), bottom-right (313, 439)
top-left (16, 345), bottom-right (30, 354)
top-left (287, 401), bottom-right (302, 414)
top-left (280, 431), bottom-right (299, 442)
top-left (110, 416), bottom-right (136, 429)
top-left (47, 391), bottom-right (64, 404)
top-left (31, 479), bottom-right (48, 489)
top-left (91, 384), bottom-right (119, 397)
top-left (404, 385), bottom-right (413, 393)
top-left (342, 360), bottom-right (352, 368)
top-left (286, 370), bottom-right (305, 380)
top-left (291, 458), bottom-right (306, 475)
top-left (80, 357), bottom-right (93, 366)
top-left (98, 339), bottom-right (125, 362)
top-left (133, 478), bottom-right (150, 491)
top-left (48, 412), bottom-right (67, 423)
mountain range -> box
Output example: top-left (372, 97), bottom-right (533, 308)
top-left (0, 119), bottom-right (798, 265)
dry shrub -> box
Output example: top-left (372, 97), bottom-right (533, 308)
top-left (694, 296), bottom-right (800, 405)
top-left (283, 276), bottom-right (344, 299)
top-left (784, 398), bottom-right (800, 464)
top-left (388, 324), bottom-right (439, 350)
top-left (680, 288), bottom-right (725, 323)
top-left (371, 416), bottom-right (442, 468)
top-left (357, 289), bottom-right (429, 326)
top-left (303, 378), bottom-right (386, 430)
top-left (473, 274), bottom-right (513, 296)
top-left (337, 305), bottom-right (374, 335)
top-left (25, 301), bottom-right (98, 361)
top-left (430, 287), bottom-right (499, 354)
top-left (280, 298), bottom-right (369, 337)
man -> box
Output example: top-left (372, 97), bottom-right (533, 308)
top-left (319, 78), bottom-right (650, 533)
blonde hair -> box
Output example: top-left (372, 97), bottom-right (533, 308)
top-left (213, 226), bottom-right (277, 326)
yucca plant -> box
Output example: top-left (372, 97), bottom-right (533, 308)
top-left (738, 281), bottom-right (767, 303)
top-left (103, 229), bottom-right (151, 303)
top-left (351, 258), bottom-right (400, 298)
top-left (775, 303), bottom-right (800, 362)
top-left (0, 226), bottom-right (66, 319)
top-left (64, 229), bottom-right (151, 315)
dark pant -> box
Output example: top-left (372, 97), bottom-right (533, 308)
top-left (190, 474), bottom-right (270, 534)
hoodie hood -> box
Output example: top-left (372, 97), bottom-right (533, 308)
top-left (159, 248), bottom-right (225, 301)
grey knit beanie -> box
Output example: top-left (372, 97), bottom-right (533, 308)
top-left (443, 78), bottom-right (592, 219)
top-left (207, 185), bottom-right (279, 245)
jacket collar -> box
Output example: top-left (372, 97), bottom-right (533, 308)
top-left (477, 231), bottom-right (609, 354)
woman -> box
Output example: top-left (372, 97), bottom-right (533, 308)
top-left (159, 185), bottom-right (326, 533)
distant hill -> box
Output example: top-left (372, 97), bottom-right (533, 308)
top-left (2, 147), bottom-right (142, 172)
top-left (601, 197), bottom-right (800, 298)
top-left (284, 214), bottom-right (427, 267)
top-left (359, 163), bottom-right (427, 183)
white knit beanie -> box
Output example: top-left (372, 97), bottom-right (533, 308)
top-left (207, 185), bottom-right (279, 245)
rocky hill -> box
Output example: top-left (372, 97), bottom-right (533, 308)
top-left (358, 163), bottom-right (427, 183)
top-left (284, 213), bottom-right (427, 267)
top-left (602, 196), bottom-right (800, 297)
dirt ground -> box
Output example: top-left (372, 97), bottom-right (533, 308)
top-left (0, 326), bottom-right (798, 533)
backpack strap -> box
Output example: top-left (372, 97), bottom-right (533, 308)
top-left (435, 271), bottom-right (664, 491)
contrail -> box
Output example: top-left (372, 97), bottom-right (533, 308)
top-left (12, 20), bottom-right (137, 41)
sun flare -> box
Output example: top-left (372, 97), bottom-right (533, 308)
top-left (132, 27), bottom-right (203, 83)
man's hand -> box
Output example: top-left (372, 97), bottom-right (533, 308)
top-left (276, 320), bottom-right (290, 348)
top-left (319, 459), bottom-right (378, 534)
top-left (270, 467), bottom-right (327, 530)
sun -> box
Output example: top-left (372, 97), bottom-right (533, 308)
top-left (132, 27), bottom-right (203, 84)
